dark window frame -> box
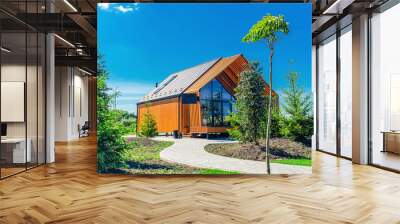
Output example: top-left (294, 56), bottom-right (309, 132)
top-left (200, 79), bottom-right (234, 127)
top-left (0, 1), bottom-right (47, 180)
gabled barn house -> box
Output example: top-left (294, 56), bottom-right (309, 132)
top-left (137, 54), bottom-right (277, 137)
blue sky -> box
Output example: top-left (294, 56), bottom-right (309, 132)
top-left (98, 3), bottom-right (311, 113)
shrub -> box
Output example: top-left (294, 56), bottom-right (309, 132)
top-left (268, 107), bottom-right (284, 138)
top-left (226, 112), bottom-right (242, 140)
top-left (112, 109), bottom-right (136, 134)
top-left (97, 57), bottom-right (128, 173)
top-left (280, 72), bottom-right (313, 145)
top-left (234, 63), bottom-right (266, 145)
top-left (140, 105), bottom-right (158, 138)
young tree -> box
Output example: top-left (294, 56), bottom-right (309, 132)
top-left (140, 104), bottom-right (158, 138)
top-left (117, 110), bottom-right (137, 134)
top-left (262, 106), bottom-right (284, 139)
top-left (242, 14), bottom-right (289, 174)
top-left (234, 63), bottom-right (266, 145)
top-left (97, 56), bottom-right (128, 173)
top-left (281, 72), bottom-right (313, 144)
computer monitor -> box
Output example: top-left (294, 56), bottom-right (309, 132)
top-left (1, 123), bottom-right (7, 137)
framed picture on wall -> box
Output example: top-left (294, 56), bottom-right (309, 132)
top-left (97, 3), bottom-right (313, 175)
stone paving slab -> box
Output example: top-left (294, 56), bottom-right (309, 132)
top-left (155, 136), bottom-right (311, 175)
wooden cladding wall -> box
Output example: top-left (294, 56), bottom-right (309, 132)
top-left (184, 54), bottom-right (248, 94)
top-left (184, 55), bottom-right (242, 94)
top-left (137, 98), bottom-right (179, 133)
top-left (216, 72), bottom-right (237, 96)
top-left (181, 93), bottom-right (202, 134)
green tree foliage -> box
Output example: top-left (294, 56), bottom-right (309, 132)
top-left (225, 111), bottom-right (242, 140)
top-left (267, 106), bottom-right (284, 138)
top-left (280, 72), bottom-right (313, 145)
top-left (115, 109), bottom-right (136, 134)
top-left (227, 72), bottom-right (313, 144)
top-left (140, 104), bottom-right (158, 138)
top-left (249, 95), bottom-right (281, 140)
top-left (234, 63), bottom-right (266, 145)
top-left (97, 57), bottom-right (128, 173)
top-left (242, 14), bottom-right (289, 174)
top-left (242, 14), bottom-right (289, 44)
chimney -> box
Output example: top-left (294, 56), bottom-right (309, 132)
top-left (155, 82), bottom-right (158, 88)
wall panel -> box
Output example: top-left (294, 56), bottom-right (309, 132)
top-left (137, 98), bottom-right (179, 133)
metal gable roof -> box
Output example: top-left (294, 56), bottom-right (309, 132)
top-left (184, 54), bottom-right (246, 94)
top-left (139, 57), bottom-right (221, 103)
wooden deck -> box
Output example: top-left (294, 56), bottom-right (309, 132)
top-left (188, 126), bottom-right (228, 135)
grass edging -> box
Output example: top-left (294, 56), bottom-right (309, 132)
top-left (270, 159), bottom-right (311, 167)
top-left (122, 138), bottom-right (241, 174)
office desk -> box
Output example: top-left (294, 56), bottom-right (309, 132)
top-left (382, 131), bottom-right (400, 154)
top-left (1, 138), bottom-right (31, 163)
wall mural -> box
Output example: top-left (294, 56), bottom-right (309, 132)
top-left (97, 3), bottom-right (312, 175)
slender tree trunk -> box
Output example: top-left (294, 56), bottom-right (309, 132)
top-left (266, 44), bottom-right (274, 174)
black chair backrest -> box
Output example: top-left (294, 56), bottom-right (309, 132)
top-left (82, 121), bottom-right (90, 129)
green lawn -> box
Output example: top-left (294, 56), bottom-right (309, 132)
top-left (271, 158), bottom-right (312, 167)
top-left (122, 138), bottom-right (240, 174)
top-left (124, 141), bottom-right (174, 162)
top-left (198, 169), bottom-right (241, 174)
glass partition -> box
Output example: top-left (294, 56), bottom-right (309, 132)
top-left (0, 1), bottom-right (46, 179)
top-left (1, 31), bottom-right (28, 177)
top-left (339, 26), bottom-right (352, 158)
top-left (370, 4), bottom-right (400, 171)
top-left (317, 34), bottom-right (337, 154)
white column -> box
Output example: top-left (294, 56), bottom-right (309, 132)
top-left (312, 45), bottom-right (317, 150)
top-left (55, 67), bottom-right (74, 141)
top-left (352, 14), bottom-right (369, 164)
top-left (46, 32), bottom-right (55, 163)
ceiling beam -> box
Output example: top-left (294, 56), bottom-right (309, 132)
top-left (323, 0), bottom-right (356, 14)
top-left (67, 13), bottom-right (97, 40)
top-left (55, 55), bottom-right (97, 71)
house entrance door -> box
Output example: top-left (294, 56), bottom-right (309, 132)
top-left (182, 104), bottom-right (191, 134)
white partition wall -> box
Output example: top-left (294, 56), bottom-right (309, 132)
top-left (55, 67), bottom-right (89, 141)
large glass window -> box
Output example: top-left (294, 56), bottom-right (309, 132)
top-left (0, 2), bottom-right (46, 179)
top-left (339, 26), bottom-right (352, 158)
top-left (1, 31), bottom-right (28, 177)
top-left (200, 79), bottom-right (234, 127)
top-left (317, 35), bottom-right (337, 154)
top-left (370, 4), bottom-right (400, 171)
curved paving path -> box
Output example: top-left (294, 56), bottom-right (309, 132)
top-left (155, 136), bottom-right (311, 175)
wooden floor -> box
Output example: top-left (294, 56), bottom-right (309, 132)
top-left (1, 136), bottom-right (400, 223)
top-left (372, 150), bottom-right (400, 171)
top-left (0, 167), bottom-right (26, 178)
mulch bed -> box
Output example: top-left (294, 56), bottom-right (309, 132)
top-left (204, 138), bottom-right (311, 161)
top-left (126, 137), bottom-right (158, 147)
top-left (114, 137), bottom-right (207, 174)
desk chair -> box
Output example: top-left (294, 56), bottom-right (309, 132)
top-left (79, 121), bottom-right (90, 138)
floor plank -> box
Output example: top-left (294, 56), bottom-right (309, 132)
top-left (0, 136), bottom-right (400, 223)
